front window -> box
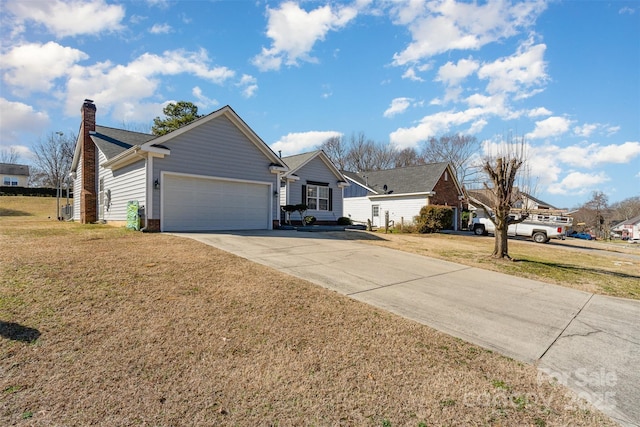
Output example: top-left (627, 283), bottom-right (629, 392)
top-left (307, 185), bottom-right (330, 211)
top-left (3, 176), bottom-right (18, 186)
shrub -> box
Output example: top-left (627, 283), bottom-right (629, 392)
top-left (336, 216), bottom-right (352, 225)
top-left (414, 205), bottom-right (454, 234)
top-left (303, 215), bottom-right (316, 225)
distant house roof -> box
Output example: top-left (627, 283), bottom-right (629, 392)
top-left (0, 163), bottom-right (30, 176)
top-left (467, 188), bottom-right (559, 211)
top-left (612, 214), bottom-right (640, 230)
top-left (343, 162), bottom-right (452, 195)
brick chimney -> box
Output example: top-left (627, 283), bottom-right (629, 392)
top-left (80, 99), bottom-right (97, 224)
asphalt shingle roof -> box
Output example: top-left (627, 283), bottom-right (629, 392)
top-left (281, 150), bottom-right (321, 172)
top-left (344, 162), bottom-right (449, 195)
top-left (91, 125), bottom-right (157, 161)
top-left (0, 163), bottom-right (30, 176)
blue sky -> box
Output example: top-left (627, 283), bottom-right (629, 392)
top-left (0, 0), bottom-right (638, 209)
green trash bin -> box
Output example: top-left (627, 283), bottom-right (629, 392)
top-left (126, 200), bottom-right (140, 230)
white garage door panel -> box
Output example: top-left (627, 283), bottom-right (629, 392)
top-left (163, 175), bottom-right (270, 231)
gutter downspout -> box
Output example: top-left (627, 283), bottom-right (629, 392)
top-left (140, 152), bottom-right (152, 232)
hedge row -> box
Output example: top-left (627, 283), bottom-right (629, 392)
top-left (0, 186), bottom-right (73, 197)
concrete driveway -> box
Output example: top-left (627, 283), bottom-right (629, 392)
top-left (171, 229), bottom-right (640, 427)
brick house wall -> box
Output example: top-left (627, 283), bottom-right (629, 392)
top-left (429, 169), bottom-right (464, 229)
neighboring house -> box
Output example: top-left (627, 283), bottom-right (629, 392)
top-left (467, 188), bottom-right (564, 218)
top-left (0, 163), bottom-right (30, 187)
top-left (71, 100), bottom-right (288, 232)
top-left (467, 187), bottom-right (564, 216)
top-left (612, 214), bottom-right (640, 240)
top-left (280, 150), bottom-right (349, 224)
top-left (342, 162), bottom-right (465, 230)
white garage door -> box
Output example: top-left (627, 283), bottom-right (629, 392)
top-left (162, 174), bottom-right (271, 231)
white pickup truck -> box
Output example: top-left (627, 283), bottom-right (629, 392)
top-left (472, 213), bottom-right (572, 243)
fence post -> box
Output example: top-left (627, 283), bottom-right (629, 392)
top-left (385, 211), bottom-right (389, 234)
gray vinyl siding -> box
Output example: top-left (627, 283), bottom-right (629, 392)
top-left (151, 115), bottom-right (279, 219)
top-left (344, 180), bottom-right (370, 198)
top-left (98, 150), bottom-right (146, 222)
top-left (288, 156), bottom-right (343, 222)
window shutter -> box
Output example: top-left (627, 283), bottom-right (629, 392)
top-left (301, 185), bottom-right (307, 205)
top-left (329, 188), bottom-right (333, 211)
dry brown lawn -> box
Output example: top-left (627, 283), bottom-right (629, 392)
top-left (1, 197), bottom-right (616, 426)
top-left (361, 231), bottom-right (640, 300)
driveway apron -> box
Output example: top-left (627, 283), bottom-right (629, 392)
top-left (172, 230), bottom-right (640, 427)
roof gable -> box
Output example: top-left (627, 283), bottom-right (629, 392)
top-left (142, 105), bottom-right (285, 167)
top-left (282, 150), bottom-right (346, 182)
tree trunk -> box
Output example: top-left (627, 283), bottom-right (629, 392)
top-left (493, 214), bottom-right (510, 259)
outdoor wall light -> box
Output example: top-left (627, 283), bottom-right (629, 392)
top-left (154, 178), bottom-right (160, 189)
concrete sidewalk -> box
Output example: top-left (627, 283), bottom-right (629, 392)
top-left (172, 230), bottom-right (640, 427)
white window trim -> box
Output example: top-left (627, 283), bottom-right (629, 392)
top-left (306, 184), bottom-right (330, 211)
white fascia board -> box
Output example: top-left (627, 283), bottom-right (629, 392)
top-left (70, 132), bottom-right (82, 172)
top-left (270, 165), bottom-right (289, 174)
top-left (344, 175), bottom-right (378, 194)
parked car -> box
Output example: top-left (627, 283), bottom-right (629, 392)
top-left (568, 231), bottom-right (593, 240)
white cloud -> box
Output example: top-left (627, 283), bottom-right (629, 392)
top-left (528, 107), bottom-right (552, 117)
top-left (526, 116), bottom-right (572, 139)
top-left (149, 23), bottom-right (172, 34)
top-left (383, 97), bottom-right (414, 118)
top-left (573, 123), bottom-right (598, 137)
top-left (6, 0), bottom-right (125, 38)
top-left (391, 0), bottom-right (546, 65)
top-left (252, 1), bottom-right (358, 71)
top-left (0, 42), bottom-right (88, 94)
top-left (192, 87), bottom-right (218, 110)
top-left (389, 108), bottom-right (486, 149)
top-left (585, 142), bottom-right (640, 166)
top-left (0, 98), bottom-right (50, 145)
top-left (477, 39), bottom-right (548, 96)
top-left (401, 67), bottom-right (425, 82)
top-left (237, 74), bottom-right (258, 98)
top-left (436, 57), bottom-right (479, 86)
top-left (547, 171), bottom-right (610, 195)
top-left (270, 131), bottom-right (342, 156)
top-left (64, 49), bottom-right (234, 117)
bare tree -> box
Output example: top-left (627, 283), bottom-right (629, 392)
top-left (421, 134), bottom-right (480, 186)
top-left (393, 147), bottom-right (426, 168)
top-left (318, 135), bottom-right (348, 170)
top-left (482, 136), bottom-right (527, 259)
top-left (31, 132), bottom-right (76, 188)
top-left (0, 147), bottom-right (20, 163)
top-left (318, 132), bottom-right (441, 173)
top-left (582, 191), bottom-right (609, 239)
top-left (610, 196), bottom-right (640, 221)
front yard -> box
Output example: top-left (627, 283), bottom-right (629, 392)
top-left (362, 231), bottom-right (640, 300)
top-left (0, 197), bottom-right (618, 425)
